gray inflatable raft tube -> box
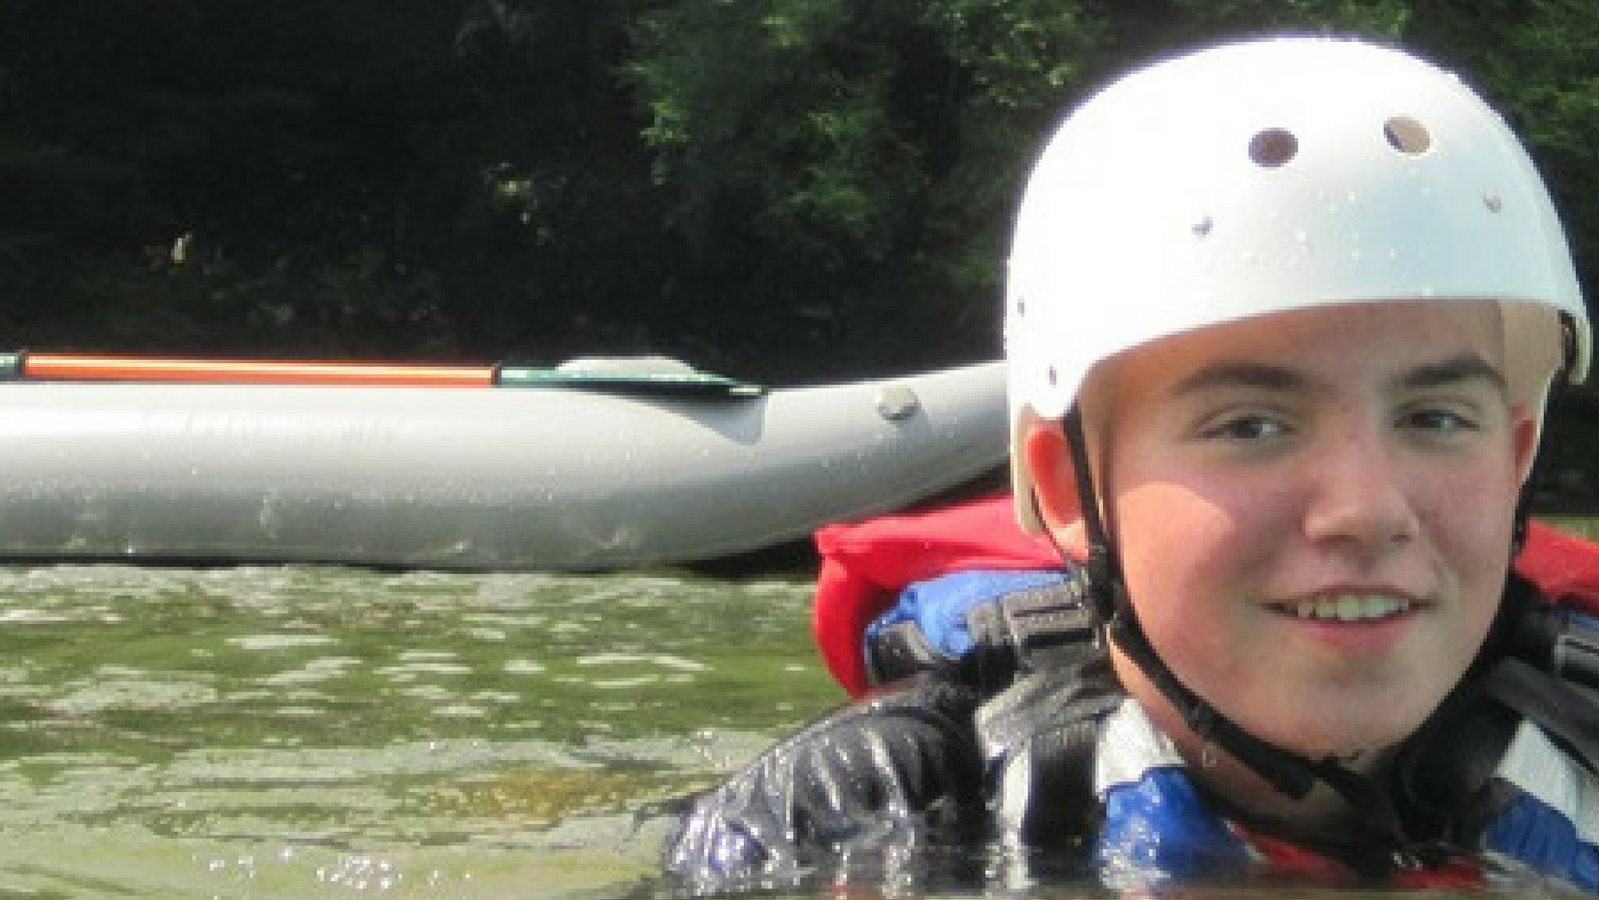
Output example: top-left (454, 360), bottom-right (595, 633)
top-left (0, 361), bottom-right (1006, 570)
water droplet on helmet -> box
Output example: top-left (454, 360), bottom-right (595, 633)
top-left (1485, 193), bottom-right (1504, 213)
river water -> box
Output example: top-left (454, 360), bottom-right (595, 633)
top-left (0, 561), bottom-right (1581, 900)
top-left (0, 564), bottom-right (838, 899)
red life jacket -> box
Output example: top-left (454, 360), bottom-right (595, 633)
top-left (813, 493), bottom-right (1599, 698)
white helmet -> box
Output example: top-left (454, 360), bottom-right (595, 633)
top-left (1006, 37), bottom-right (1590, 529)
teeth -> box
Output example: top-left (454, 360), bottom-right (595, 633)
top-left (1290, 596), bottom-right (1410, 622)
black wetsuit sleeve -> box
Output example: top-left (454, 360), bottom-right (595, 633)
top-left (662, 677), bottom-right (985, 888)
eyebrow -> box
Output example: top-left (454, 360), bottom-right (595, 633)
top-left (1170, 352), bottom-right (1508, 398)
top-left (1396, 353), bottom-right (1508, 397)
top-left (1170, 361), bottom-right (1307, 397)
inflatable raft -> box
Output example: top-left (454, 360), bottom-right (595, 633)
top-left (0, 352), bottom-right (1006, 570)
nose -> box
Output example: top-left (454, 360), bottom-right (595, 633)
top-left (1300, 419), bottom-right (1422, 558)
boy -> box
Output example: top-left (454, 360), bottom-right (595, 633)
top-left (666, 37), bottom-right (1598, 893)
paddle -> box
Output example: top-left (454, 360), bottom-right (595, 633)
top-left (0, 351), bottom-right (765, 398)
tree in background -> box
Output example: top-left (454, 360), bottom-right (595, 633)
top-left (0, 0), bottom-right (672, 361)
top-left (0, 1), bottom-right (1593, 382)
top-left (626, 0), bottom-right (1598, 376)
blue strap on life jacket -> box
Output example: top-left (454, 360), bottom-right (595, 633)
top-left (864, 569), bottom-right (1069, 664)
top-left (1098, 765), bottom-right (1253, 885)
top-left (1483, 791), bottom-right (1599, 892)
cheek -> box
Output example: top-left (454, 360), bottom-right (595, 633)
top-left (1419, 462), bottom-right (1521, 596)
top-left (1112, 479), bottom-right (1280, 647)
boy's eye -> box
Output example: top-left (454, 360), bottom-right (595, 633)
top-left (1400, 408), bottom-right (1479, 433)
top-left (1203, 415), bottom-right (1287, 442)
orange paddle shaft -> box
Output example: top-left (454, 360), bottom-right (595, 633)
top-left (14, 353), bottom-right (495, 387)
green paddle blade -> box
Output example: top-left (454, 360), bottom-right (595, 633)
top-left (493, 362), bottom-right (764, 399)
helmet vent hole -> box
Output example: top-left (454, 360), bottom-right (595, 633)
top-left (1248, 128), bottom-right (1298, 168)
top-left (1383, 116), bottom-right (1431, 155)
top-left (1047, 366), bottom-right (1058, 387)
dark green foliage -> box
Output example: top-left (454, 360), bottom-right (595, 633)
top-left (0, 1), bottom-right (1594, 382)
top-left (0, 0), bottom-right (675, 362)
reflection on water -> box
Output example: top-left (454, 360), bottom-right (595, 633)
top-left (0, 564), bottom-right (834, 899)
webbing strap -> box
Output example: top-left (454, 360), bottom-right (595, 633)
top-left (1481, 657), bottom-right (1599, 775)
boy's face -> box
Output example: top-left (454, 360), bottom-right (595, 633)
top-left (1073, 300), bottom-right (1536, 762)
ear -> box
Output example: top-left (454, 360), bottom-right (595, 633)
top-left (1020, 418), bottom-right (1089, 558)
top-left (1510, 401), bottom-right (1541, 488)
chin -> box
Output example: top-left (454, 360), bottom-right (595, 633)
top-left (1252, 706), bottom-right (1427, 761)
top-left (1231, 684), bottom-right (1439, 761)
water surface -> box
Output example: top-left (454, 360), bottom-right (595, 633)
top-left (0, 564), bottom-right (836, 899)
top-left (0, 558), bottom-right (1585, 900)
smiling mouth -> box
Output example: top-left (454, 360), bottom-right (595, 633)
top-left (1271, 596), bottom-right (1415, 622)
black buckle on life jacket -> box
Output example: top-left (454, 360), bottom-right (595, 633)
top-left (1513, 601), bottom-right (1599, 692)
top-left (864, 577), bottom-right (1099, 693)
top-left (966, 582), bottom-right (1098, 689)
top-left (866, 621), bottom-right (957, 686)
